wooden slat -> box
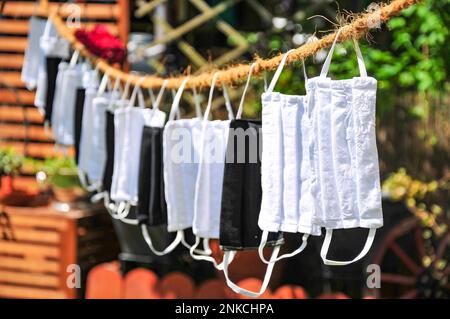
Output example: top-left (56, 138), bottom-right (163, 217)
top-left (0, 242), bottom-right (60, 258)
top-left (0, 20), bottom-right (30, 35)
top-left (0, 141), bottom-right (72, 158)
top-left (0, 123), bottom-right (52, 141)
top-left (0, 89), bottom-right (35, 105)
top-left (0, 71), bottom-right (26, 88)
top-left (11, 175), bottom-right (39, 192)
top-left (7, 228), bottom-right (61, 245)
top-left (0, 106), bottom-right (44, 123)
top-left (0, 256), bottom-right (59, 273)
top-left (0, 284), bottom-right (65, 299)
top-left (0, 37), bottom-right (28, 53)
top-left (0, 269), bottom-right (59, 287)
top-left (2, 2), bottom-right (119, 20)
top-left (0, 54), bottom-right (24, 69)
top-left (8, 214), bottom-right (67, 230)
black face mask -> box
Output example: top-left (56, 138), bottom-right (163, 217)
top-left (74, 88), bottom-right (85, 165)
top-left (137, 126), bottom-right (167, 226)
top-left (220, 119), bottom-right (283, 250)
top-left (102, 109), bottom-right (115, 194)
top-left (44, 57), bottom-right (63, 124)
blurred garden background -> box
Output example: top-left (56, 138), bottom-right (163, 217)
top-left (0, 0), bottom-right (448, 299)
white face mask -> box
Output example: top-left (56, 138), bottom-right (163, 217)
top-left (22, 16), bottom-right (47, 91)
top-left (51, 51), bottom-right (82, 147)
top-left (257, 51), bottom-right (319, 264)
top-left (308, 29), bottom-right (383, 265)
top-left (189, 73), bottom-right (235, 269)
top-left (110, 79), bottom-right (167, 223)
top-left (78, 69), bottom-right (101, 191)
top-left (163, 78), bottom-right (213, 254)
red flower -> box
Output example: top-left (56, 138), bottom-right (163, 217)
top-left (75, 25), bottom-right (126, 64)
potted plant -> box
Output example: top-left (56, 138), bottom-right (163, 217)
top-left (0, 147), bottom-right (23, 194)
top-left (41, 156), bottom-right (87, 203)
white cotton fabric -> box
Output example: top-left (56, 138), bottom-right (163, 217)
top-left (22, 17), bottom-right (47, 90)
top-left (192, 120), bottom-right (231, 239)
top-left (258, 53), bottom-right (321, 237)
top-left (164, 119), bottom-right (203, 232)
top-left (34, 19), bottom-right (70, 113)
top-left (111, 86), bottom-right (166, 205)
top-left (307, 52), bottom-right (383, 230)
top-left (51, 61), bottom-right (83, 146)
top-left (78, 70), bottom-right (100, 186)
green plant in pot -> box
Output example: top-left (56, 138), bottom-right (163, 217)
top-left (0, 147), bottom-right (23, 191)
top-left (41, 156), bottom-right (87, 203)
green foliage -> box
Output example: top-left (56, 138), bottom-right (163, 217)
top-left (42, 157), bottom-right (81, 189)
top-left (0, 147), bottom-right (23, 176)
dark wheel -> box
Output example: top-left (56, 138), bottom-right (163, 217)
top-left (371, 216), bottom-right (450, 298)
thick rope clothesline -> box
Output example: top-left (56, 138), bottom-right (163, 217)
top-left (49, 0), bottom-right (421, 90)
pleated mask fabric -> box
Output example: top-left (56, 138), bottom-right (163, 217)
top-left (307, 29), bottom-right (383, 266)
top-left (256, 50), bottom-right (320, 272)
top-left (51, 51), bottom-right (83, 146)
top-left (217, 65), bottom-right (283, 298)
top-left (22, 16), bottom-right (47, 91)
top-left (35, 18), bottom-right (70, 116)
top-left (163, 79), bottom-right (204, 234)
top-left (78, 69), bottom-right (101, 190)
top-left (220, 64), bottom-right (284, 252)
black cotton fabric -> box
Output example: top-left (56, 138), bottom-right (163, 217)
top-left (44, 57), bottom-right (62, 124)
top-left (102, 110), bottom-right (115, 194)
top-left (74, 88), bottom-right (85, 165)
top-left (137, 126), bottom-right (167, 227)
top-left (220, 119), bottom-right (284, 251)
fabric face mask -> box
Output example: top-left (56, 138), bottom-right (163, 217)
top-left (188, 73), bottom-right (236, 269)
top-left (218, 64), bottom-right (284, 298)
top-left (163, 78), bottom-right (208, 253)
top-left (51, 51), bottom-right (83, 146)
top-left (257, 51), bottom-right (321, 268)
top-left (35, 19), bottom-right (70, 117)
top-left (22, 16), bottom-right (47, 91)
top-left (111, 79), bottom-right (166, 223)
top-left (308, 29), bottom-right (383, 266)
top-left (78, 69), bottom-right (101, 190)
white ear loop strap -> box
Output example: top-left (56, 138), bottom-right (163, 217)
top-left (189, 237), bottom-right (234, 270)
top-left (258, 230), bottom-right (309, 264)
top-left (192, 87), bottom-right (203, 119)
top-left (127, 77), bottom-right (145, 108)
top-left (98, 73), bottom-right (111, 97)
top-left (203, 73), bottom-right (220, 122)
top-left (320, 28), bottom-right (367, 78)
top-left (267, 49), bottom-right (295, 93)
top-left (141, 224), bottom-right (183, 256)
top-left (222, 83), bottom-right (234, 120)
top-left (320, 228), bottom-right (376, 266)
top-left (153, 80), bottom-right (168, 110)
top-left (120, 76), bottom-right (133, 103)
top-left (69, 50), bottom-right (80, 68)
top-left (236, 63), bottom-right (256, 119)
top-left (168, 77), bottom-right (190, 121)
top-left (107, 77), bottom-right (123, 110)
top-left (223, 245), bottom-right (280, 298)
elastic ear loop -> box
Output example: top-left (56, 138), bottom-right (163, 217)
top-left (127, 77), bottom-right (146, 108)
top-left (69, 50), bottom-right (80, 68)
top-left (319, 29), bottom-right (367, 78)
top-left (266, 49), bottom-right (295, 93)
top-left (141, 224), bottom-right (184, 256)
top-left (320, 228), bottom-right (376, 266)
top-left (153, 79), bottom-right (168, 110)
top-left (189, 237), bottom-right (234, 270)
top-left (222, 83), bottom-right (234, 120)
top-left (236, 63), bottom-right (256, 119)
top-left (258, 230), bottom-right (309, 264)
top-left (168, 77), bottom-right (190, 121)
top-left (188, 73), bottom-right (226, 260)
top-left (107, 76), bottom-right (123, 111)
top-left (223, 244), bottom-right (280, 298)
top-left (192, 87), bottom-right (203, 119)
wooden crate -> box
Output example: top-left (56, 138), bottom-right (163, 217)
top-left (0, 204), bottom-right (120, 298)
top-left (0, 0), bottom-right (130, 191)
